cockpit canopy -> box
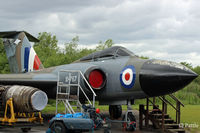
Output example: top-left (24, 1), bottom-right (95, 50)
top-left (80, 46), bottom-right (135, 61)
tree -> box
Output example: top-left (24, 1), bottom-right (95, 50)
top-left (180, 62), bottom-right (193, 69)
top-left (64, 36), bottom-right (95, 63)
top-left (192, 66), bottom-right (200, 84)
top-left (96, 39), bottom-right (114, 51)
top-left (140, 56), bottom-right (149, 59)
top-left (64, 36), bottom-right (80, 64)
top-left (34, 32), bottom-right (63, 67)
top-left (0, 39), bottom-right (10, 73)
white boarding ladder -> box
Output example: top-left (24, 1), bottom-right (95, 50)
top-left (56, 70), bottom-right (96, 114)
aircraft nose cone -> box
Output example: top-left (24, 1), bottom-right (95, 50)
top-left (140, 59), bottom-right (198, 97)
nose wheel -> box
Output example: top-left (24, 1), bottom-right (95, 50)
top-left (122, 100), bottom-right (137, 131)
top-left (122, 112), bottom-right (136, 131)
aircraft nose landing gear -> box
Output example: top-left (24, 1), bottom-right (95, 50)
top-left (122, 112), bottom-right (136, 131)
top-left (122, 100), bottom-right (137, 131)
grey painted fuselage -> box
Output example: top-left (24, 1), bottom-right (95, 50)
top-left (0, 32), bottom-right (198, 105)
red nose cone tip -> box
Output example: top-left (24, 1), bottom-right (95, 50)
top-left (140, 59), bottom-right (198, 97)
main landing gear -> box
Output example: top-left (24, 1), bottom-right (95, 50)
top-left (109, 105), bottom-right (122, 119)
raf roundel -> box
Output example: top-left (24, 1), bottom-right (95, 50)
top-left (120, 65), bottom-right (136, 89)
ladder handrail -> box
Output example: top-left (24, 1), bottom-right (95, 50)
top-left (169, 94), bottom-right (184, 107)
top-left (147, 97), bottom-right (167, 109)
top-left (159, 96), bottom-right (178, 112)
top-left (62, 101), bottom-right (72, 114)
top-left (79, 85), bottom-right (92, 105)
top-left (63, 100), bottom-right (75, 114)
top-left (79, 71), bottom-right (97, 97)
top-left (148, 95), bottom-right (184, 111)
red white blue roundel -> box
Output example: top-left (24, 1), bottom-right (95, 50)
top-left (120, 65), bottom-right (136, 89)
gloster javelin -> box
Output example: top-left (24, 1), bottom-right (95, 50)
top-left (0, 31), bottom-right (198, 118)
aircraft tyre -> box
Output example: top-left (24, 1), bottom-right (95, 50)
top-left (104, 128), bottom-right (112, 133)
top-left (50, 121), bottom-right (68, 133)
top-left (109, 105), bottom-right (122, 119)
top-left (122, 112), bottom-right (136, 131)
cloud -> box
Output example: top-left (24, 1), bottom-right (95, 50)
top-left (0, 0), bottom-right (200, 66)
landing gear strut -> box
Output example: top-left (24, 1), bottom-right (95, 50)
top-left (109, 105), bottom-right (122, 119)
top-left (122, 112), bottom-right (136, 131)
top-left (122, 100), bottom-right (137, 131)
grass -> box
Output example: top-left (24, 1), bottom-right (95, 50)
top-left (42, 100), bottom-right (139, 114)
top-left (167, 105), bottom-right (200, 132)
top-left (167, 105), bottom-right (200, 125)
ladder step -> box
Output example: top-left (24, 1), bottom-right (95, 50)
top-left (58, 84), bottom-right (79, 87)
top-left (70, 105), bottom-right (81, 107)
top-left (69, 95), bottom-right (78, 100)
top-left (167, 128), bottom-right (185, 133)
top-left (158, 119), bottom-right (174, 124)
top-left (158, 118), bottom-right (174, 121)
top-left (57, 93), bottom-right (69, 99)
top-left (150, 109), bottom-right (162, 114)
top-left (164, 124), bottom-right (179, 129)
top-left (151, 114), bottom-right (168, 116)
top-left (68, 99), bottom-right (79, 102)
top-left (151, 113), bottom-right (169, 119)
top-left (57, 92), bottom-right (69, 95)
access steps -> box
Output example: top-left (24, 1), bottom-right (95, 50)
top-left (149, 109), bottom-right (185, 133)
top-left (56, 70), bottom-right (96, 114)
top-left (139, 95), bottom-right (186, 133)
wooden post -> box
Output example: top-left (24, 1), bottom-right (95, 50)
top-left (153, 97), bottom-right (157, 109)
top-left (145, 98), bottom-right (149, 128)
top-left (162, 96), bottom-right (167, 114)
top-left (153, 97), bottom-right (155, 104)
top-left (162, 99), bottom-right (165, 130)
top-left (176, 102), bottom-right (181, 124)
top-left (165, 104), bottom-right (167, 114)
top-left (139, 104), bottom-right (144, 130)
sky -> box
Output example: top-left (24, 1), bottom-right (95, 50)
top-left (0, 0), bottom-right (200, 66)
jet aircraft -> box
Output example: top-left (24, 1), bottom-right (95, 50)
top-left (0, 31), bottom-right (198, 119)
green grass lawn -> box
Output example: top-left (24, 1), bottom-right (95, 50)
top-left (167, 105), bottom-right (200, 125)
top-left (167, 105), bottom-right (200, 132)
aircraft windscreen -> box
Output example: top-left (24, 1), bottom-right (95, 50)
top-left (80, 46), bottom-right (135, 61)
top-left (116, 48), bottom-right (134, 56)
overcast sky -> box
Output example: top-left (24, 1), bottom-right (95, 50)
top-left (0, 0), bottom-right (200, 66)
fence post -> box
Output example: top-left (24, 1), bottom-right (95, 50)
top-left (176, 102), bottom-right (181, 124)
top-left (139, 104), bottom-right (144, 130)
top-left (145, 98), bottom-right (149, 128)
top-left (162, 98), bottom-right (165, 130)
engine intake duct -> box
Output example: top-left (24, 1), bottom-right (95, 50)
top-left (84, 67), bottom-right (107, 91)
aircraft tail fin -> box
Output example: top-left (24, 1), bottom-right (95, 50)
top-left (0, 31), bottom-right (44, 73)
